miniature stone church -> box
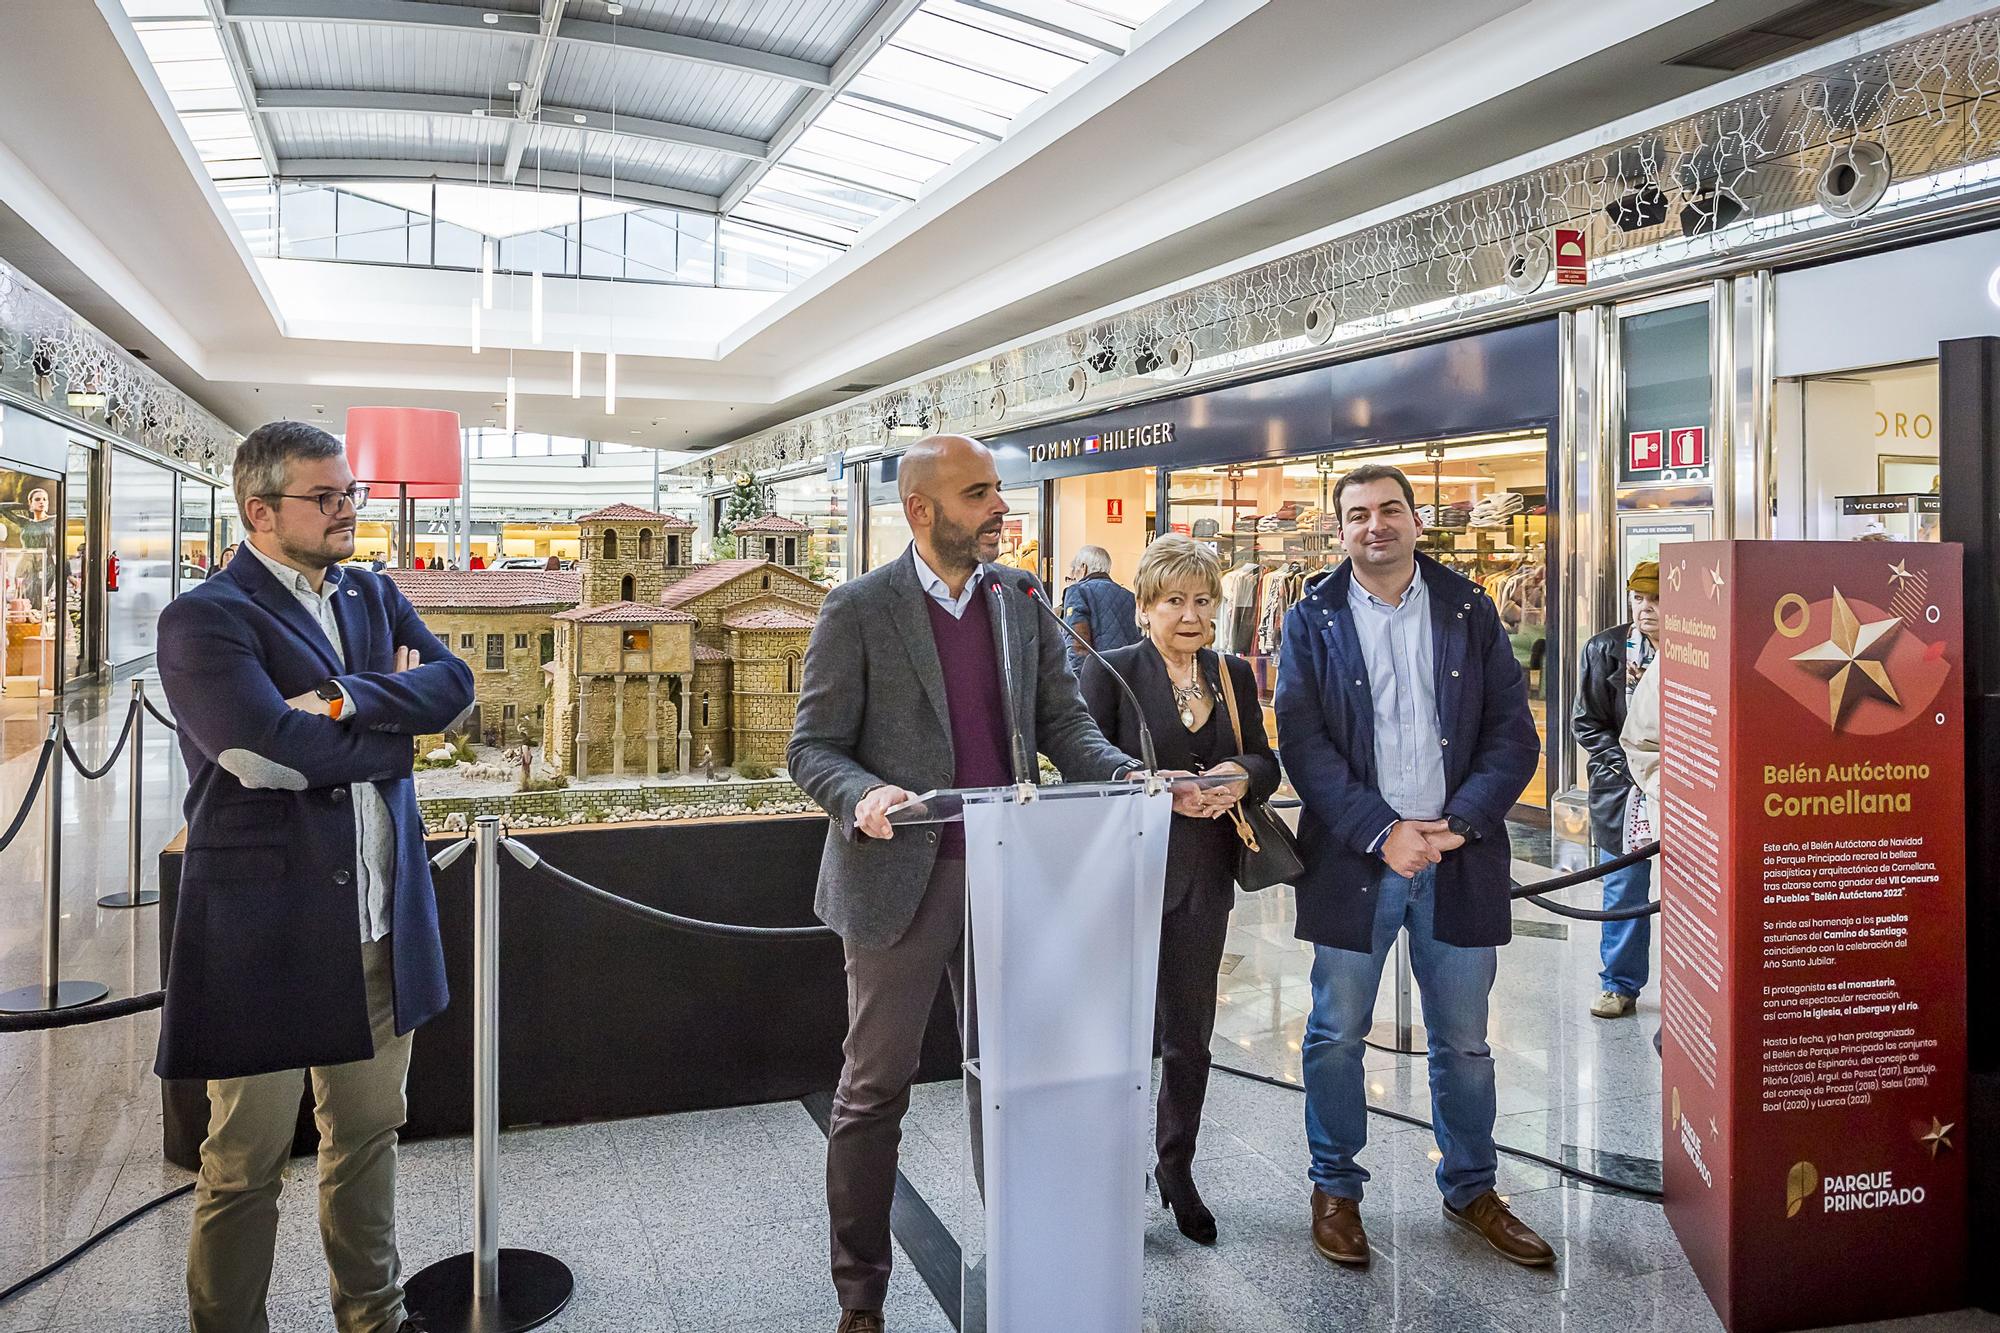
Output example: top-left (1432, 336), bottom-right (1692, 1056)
top-left (391, 503), bottom-right (825, 779)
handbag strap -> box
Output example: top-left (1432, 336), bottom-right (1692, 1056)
top-left (1215, 652), bottom-right (1246, 755)
top-left (1213, 658), bottom-right (1261, 852)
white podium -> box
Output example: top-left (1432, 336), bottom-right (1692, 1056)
top-left (891, 779), bottom-right (1187, 1332)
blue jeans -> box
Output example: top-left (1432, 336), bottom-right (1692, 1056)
top-left (1301, 866), bottom-right (1498, 1209)
top-left (1597, 850), bottom-right (1653, 999)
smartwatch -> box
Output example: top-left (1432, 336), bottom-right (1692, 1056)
top-left (1445, 814), bottom-right (1478, 842)
top-left (314, 679), bottom-right (345, 720)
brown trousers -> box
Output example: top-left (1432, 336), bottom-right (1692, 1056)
top-left (826, 858), bottom-right (969, 1311)
top-left (186, 938), bottom-right (413, 1333)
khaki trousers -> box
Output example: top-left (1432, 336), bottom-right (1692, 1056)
top-left (827, 858), bottom-right (970, 1311)
top-left (187, 938), bottom-right (413, 1333)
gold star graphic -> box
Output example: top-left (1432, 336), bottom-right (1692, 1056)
top-left (1888, 559), bottom-right (1916, 587)
top-left (1919, 1117), bottom-right (1955, 1159)
top-left (1705, 564), bottom-right (1725, 599)
top-left (1791, 588), bottom-right (1902, 727)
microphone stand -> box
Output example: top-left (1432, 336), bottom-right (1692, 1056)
top-left (986, 572), bottom-right (1036, 798)
top-left (1022, 582), bottom-right (1159, 778)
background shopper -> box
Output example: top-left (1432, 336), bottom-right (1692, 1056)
top-left (1571, 559), bottom-right (1661, 1019)
top-left (787, 434), bottom-right (1143, 1333)
top-left (1077, 533), bottom-right (1278, 1246)
top-left (156, 421), bottom-right (473, 1333)
top-left (1061, 543), bottom-right (1141, 671)
top-left (1274, 463), bottom-right (1551, 1272)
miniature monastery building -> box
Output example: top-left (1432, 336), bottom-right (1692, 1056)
top-left (387, 503), bottom-right (826, 778)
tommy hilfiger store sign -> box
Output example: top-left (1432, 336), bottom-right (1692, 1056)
top-left (1027, 421), bottom-right (1176, 464)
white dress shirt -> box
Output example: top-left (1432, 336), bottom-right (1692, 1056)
top-left (1349, 568), bottom-right (1448, 854)
top-left (910, 544), bottom-right (984, 619)
top-left (244, 542), bottom-right (396, 942)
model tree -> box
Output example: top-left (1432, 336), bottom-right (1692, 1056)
top-left (717, 472), bottom-right (767, 546)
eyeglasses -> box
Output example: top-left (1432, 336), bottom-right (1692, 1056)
top-left (268, 486), bottom-right (370, 516)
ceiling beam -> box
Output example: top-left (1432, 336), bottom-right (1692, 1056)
top-left (202, 0), bottom-right (279, 174)
top-left (952, 0), bottom-right (1123, 56)
top-left (503, 0), bottom-right (568, 182)
top-left (220, 0), bottom-right (834, 89)
top-left (277, 158), bottom-right (723, 213)
top-left (256, 90), bottom-right (770, 161)
top-left (720, 0), bottom-right (929, 215)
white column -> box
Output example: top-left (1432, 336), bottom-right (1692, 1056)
top-left (677, 673), bottom-right (694, 773)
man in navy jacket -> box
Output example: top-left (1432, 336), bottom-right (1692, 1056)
top-left (156, 421), bottom-right (473, 1333)
top-left (1274, 464), bottom-right (1551, 1272)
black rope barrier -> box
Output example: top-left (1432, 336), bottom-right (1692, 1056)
top-left (0, 990), bottom-right (163, 1035)
top-left (0, 740), bottom-right (56, 856)
top-left (60, 697), bottom-right (140, 781)
top-left (1508, 840), bottom-right (1663, 923)
top-left (0, 1182), bottom-right (196, 1306)
top-left (141, 694), bottom-right (178, 734)
top-left (500, 838), bottom-right (837, 940)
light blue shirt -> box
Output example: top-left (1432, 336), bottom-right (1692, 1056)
top-left (910, 544), bottom-right (983, 619)
top-left (244, 541), bottom-right (395, 943)
top-left (1350, 570), bottom-right (1447, 841)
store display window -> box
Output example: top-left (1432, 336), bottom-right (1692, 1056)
top-left (1160, 430), bottom-right (1555, 806)
top-left (0, 465), bottom-right (62, 693)
top-left (180, 480), bottom-right (215, 580)
top-left (769, 472), bottom-right (849, 584)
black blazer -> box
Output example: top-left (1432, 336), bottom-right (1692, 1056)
top-left (1078, 641), bottom-right (1281, 914)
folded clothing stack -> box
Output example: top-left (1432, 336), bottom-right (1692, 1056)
top-left (1469, 491), bottom-right (1527, 528)
top-left (1430, 503), bottom-right (1471, 530)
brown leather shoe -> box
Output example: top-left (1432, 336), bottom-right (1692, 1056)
top-left (837, 1311), bottom-right (885, 1333)
top-left (1310, 1186), bottom-right (1369, 1266)
top-left (1444, 1190), bottom-right (1556, 1267)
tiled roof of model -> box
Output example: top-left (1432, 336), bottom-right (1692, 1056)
top-left (659, 558), bottom-right (771, 608)
top-left (385, 569), bottom-right (580, 610)
top-left (732, 513), bottom-right (810, 533)
top-left (694, 644), bottom-right (727, 662)
top-left (724, 606), bottom-right (818, 631)
top-left (573, 503), bottom-right (694, 527)
top-left (550, 600), bottom-right (697, 623)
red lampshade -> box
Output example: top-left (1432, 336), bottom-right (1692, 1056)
top-left (344, 407), bottom-right (462, 498)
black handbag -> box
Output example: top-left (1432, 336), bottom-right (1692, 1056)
top-left (1215, 659), bottom-right (1305, 892)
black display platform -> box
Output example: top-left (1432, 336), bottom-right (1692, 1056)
top-left (159, 814), bottom-right (963, 1168)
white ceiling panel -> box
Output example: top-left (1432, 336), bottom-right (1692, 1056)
top-left (574, 0), bottom-right (886, 67)
top-left (240, 19), bottom-right (534, 98)
top-left (543, 43), bottom-right (797, 140)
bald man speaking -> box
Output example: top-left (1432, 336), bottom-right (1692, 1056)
top-left (788, 435), bottom-right (1141, 1331)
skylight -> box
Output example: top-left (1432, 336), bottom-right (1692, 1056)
top-left (737, 0), bottom-right (1180, 246)
top-left (115, 0), bottom-right (1184, 282)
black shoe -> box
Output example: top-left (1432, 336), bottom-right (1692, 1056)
top-left (1156, 1167), bottom-right (1218, 1246)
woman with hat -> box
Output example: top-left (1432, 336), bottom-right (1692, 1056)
top-left (1571, 559), bottom-right (1660, 1019)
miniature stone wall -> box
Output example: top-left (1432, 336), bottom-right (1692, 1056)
top-left (419, 778), bottom-right (815, 833)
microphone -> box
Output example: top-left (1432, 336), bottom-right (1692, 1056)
top-left (1023, 582), bottom-right (1158, 777)
top-left (986, 573), bottom-right (1034, 786)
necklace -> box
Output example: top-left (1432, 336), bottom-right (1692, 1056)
top-left (1169, 661), bottom-right (1205, 728)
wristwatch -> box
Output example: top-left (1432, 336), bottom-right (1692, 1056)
top-left (314, 679), bottom-right (345, 720)
top-left (1445, 814), bottom-right (1479, 842)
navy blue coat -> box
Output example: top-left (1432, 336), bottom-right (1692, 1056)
top-left (154, 546), bottom-right (474, 1080)
top-left (1273, 554), bottom-right (1540, 952)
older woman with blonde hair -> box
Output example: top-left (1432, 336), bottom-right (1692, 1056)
top-left (1077, 533), bottom-right (1280, 1245)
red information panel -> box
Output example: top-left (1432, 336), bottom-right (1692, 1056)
top-left (1659, 541), bottom-right (1966, 1332)
top-left (1556, 227), bottom-right (1587, 285)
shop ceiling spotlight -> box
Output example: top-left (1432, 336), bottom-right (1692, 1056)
top-left (1679, 187), bottom-right (1747, 237)
top-left (1503, 242), bottom-right (1550, 296)
top-left (1604, 183), bottom-right (1670, 232)
top-left (1302, 297), bottom-right (1337, 345)
top-left (1817, 141), bottom-right (1891, 219)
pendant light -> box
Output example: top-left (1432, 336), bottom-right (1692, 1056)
top-left (471, 301), bottom-right (482, 355)
top-left (604, 0), bottom-right (620, 416)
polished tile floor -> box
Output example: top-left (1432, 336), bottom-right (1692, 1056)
top-left (1, 678), bottom-right (1994, 1332)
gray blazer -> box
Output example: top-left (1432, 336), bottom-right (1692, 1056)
top-left (788, 547), bottom-right (1137, 948)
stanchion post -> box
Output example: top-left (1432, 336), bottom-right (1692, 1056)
top-left (0, 711), bottom-right (109, 1014)
top-left (1367, 931), bottom-right (1427, 1056)
top-left (404, 817), bottom-right (572, 1332)
top-left (101, 683), bottom-right (159, 910)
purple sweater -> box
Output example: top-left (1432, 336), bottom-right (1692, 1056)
top-left (925, 595), bottom-right (1015, 857)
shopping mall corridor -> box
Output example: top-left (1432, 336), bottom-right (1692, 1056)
top-left (0, 676), bottom-right (1988, 1332)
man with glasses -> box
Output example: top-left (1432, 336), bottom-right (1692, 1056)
top-left (155, 420), bottom-right (473, 1333)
